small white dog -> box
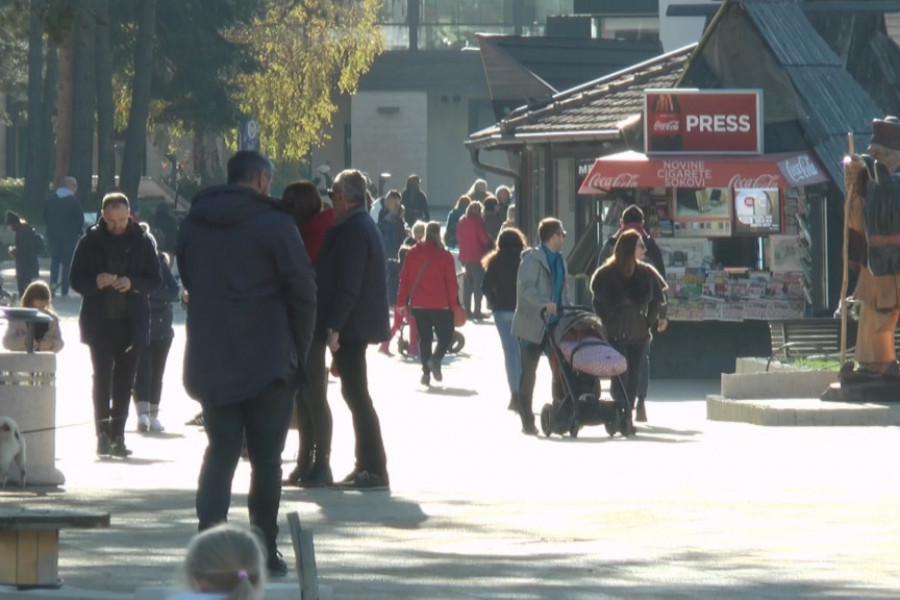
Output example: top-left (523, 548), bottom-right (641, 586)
top-left (0, 416), bottom-right (26, 488)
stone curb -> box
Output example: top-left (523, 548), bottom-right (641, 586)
top-left (706, 394), bottom-right (900, 426)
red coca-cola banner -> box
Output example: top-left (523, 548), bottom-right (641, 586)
top-left (645, 89), bottom-right (763, 154)
top-left (577, 150), bottom-right (829, 195)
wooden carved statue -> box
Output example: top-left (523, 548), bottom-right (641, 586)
top-left (843, 116), bottom-right (900, 382)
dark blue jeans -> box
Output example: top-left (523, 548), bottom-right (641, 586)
top-left (50, 238), bottom-right (76, 295)
top-left (197, 379), bottom-right (293, 555)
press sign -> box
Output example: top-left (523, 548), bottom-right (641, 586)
top-left (645, 89), bottom-right (763, 154)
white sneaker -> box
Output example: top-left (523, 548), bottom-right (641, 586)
top-left (137, 414), bottom-right (150, 432)
top-left (149, 417), bottom-right (165, 433)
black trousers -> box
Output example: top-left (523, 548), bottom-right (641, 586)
top-left (610, 341), bottom-right (649, 411)
top-left (89, 320), bottom-right (141, 438)
top-left (334, 340), bottom-right (387, 475)
top-left (411, 308), bottom-right (454, 374)
top-left (517, 339), bottom-right (548, 425)
top-left (197, 379), bottom-right (293, 555)
top-left (294, 340), bottom-right (331, 468)
top-left (133, 336), bottom-right (174, 409)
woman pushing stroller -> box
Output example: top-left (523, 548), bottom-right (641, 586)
top-left (590, 230), bottom-right (667, 432)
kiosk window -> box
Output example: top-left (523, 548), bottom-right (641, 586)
top-left (713, 237), bottom-right (758, 269)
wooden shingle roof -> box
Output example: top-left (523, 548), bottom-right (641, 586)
top-left (467, 44), bottom-right (694, 148)
top-left (742, 0), bottom-right (884, 190)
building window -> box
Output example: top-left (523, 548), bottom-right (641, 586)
top-left (598, 16), bottom-right (659, 41)
top-left (377, 0), bottom-right (576, 50)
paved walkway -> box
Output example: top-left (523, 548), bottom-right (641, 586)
top-left (3, 297), bottom-right (900, 599)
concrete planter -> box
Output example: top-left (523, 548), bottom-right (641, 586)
top-left (0, 352), bottom-right (64, 486)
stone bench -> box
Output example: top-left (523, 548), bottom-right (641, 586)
top-left (0, 509), bottom-right (109, 588)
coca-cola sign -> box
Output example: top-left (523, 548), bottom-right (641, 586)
top-left (778, 154), bottom-right (822, 186)
top-left (576, 150), bottom-right (829, 196)
top-left (645, 89), bottom-right (763, 154)
top-left (587, 172), bottom-right (640, 189)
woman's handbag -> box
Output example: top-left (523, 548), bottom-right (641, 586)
top-left (452, 304), bottom-right (467, 328)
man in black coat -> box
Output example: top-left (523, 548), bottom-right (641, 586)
top-left (70, 192), bottom-right (161, 458)
top-left (317, 169), bottom-right (391, 490)
top-left (177, 151), bottom-right (317, 577)
top-left (44, 176), bottom-right (84, 296)
top-left (596, 204), bottom-right (667, 423)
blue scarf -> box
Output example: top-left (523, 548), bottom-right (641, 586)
top-left (541, 244), bottom-right (564, 323)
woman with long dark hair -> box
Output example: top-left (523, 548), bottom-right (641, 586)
top-left (280, 181), bottom-right (335, 487)
top-left (590, 230), bottom-right (667, 432)
top-left (482, 227), bottom-right (527, 410)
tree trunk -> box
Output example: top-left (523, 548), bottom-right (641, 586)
top-left (94, 0), bottom-right (115, 198)
top-left (53, 27), bottom-right (74, 187)
top-left (24, 0), bottom-right (47, 208)
top-left (38, 42), bottom-right (59, 207)
top-left (69, 0), bottom-right (95, 207)
top-left (119, 0), bottom-right (156, 205)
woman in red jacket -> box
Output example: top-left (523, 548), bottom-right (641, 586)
top-left (455, 201), bottom-right (493, 320)
top-left (396, 222), bottom-right (460, 386)
top-left (281, 180), bottom-right (335, 266)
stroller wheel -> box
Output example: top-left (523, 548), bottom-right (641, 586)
top-left (604, 420), bottom-right (617, 437)
top-left (540, 404), bottom-right (552, 437)
top-left (398, 338), bottom-right (409, 357)
top-left (569, 419), bottom-right (580, 438)
top-left (449, 330), bottom-right (465, 354)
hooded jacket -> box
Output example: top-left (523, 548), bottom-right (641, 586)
top-left (177, 184), bottom-right (316, 405)
top-left (70, 219), bottom-right (161, 346)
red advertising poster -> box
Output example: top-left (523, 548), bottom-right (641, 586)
top-left (645, 89), bottom-right (763, 154)
top-left (577, 150), bottom-right (829, 195)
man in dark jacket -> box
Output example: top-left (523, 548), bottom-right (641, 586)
top-left (596, 204), bottom-right (667, 422)
top-left (70, 192), bottom-right (161, 458)
top-left (176, 150), bottom-right (317, 577)
top-left (317, 169), bottom-right (391, 490)
top-left (44, 176), bottom-right (84, 296)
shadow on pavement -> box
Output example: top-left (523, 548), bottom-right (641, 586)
top-left (424, 386), bottom-right (477, 397)
top-left (11, 487), bottom-right (898, 599)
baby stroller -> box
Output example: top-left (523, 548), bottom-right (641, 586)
top-left (539, 307), bottom-right (631, 438)
top-left (397, 311), bottom-right (465, 357)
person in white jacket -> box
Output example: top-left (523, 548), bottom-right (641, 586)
top-left (2, 281), bottom-right (64, 353)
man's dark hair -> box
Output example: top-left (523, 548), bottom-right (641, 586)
top-left (538, 217), bottom-right (563, 243)
top-left (621, 204), bottom-right (644, 225)
top-left (101, 192), bottom-right (130, 211)
top-left (227, 150), bottom-right (273, 185)
top-left (333, 169), bottom-right (368, 206)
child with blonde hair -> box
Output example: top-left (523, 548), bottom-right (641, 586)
top-left (2, 280), bottom-right (64, 352)
top-left (172, 524), bottom-right (267, 600)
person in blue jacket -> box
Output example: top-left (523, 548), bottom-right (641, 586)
top-left (133, 230), bottom-right (180, 434)
top-left (177, 150), bottom-right (316, 577)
